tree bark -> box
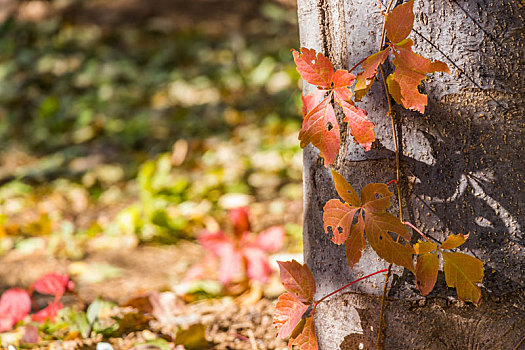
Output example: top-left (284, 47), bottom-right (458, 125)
top-left (298, 0), bottom-right (525, 348)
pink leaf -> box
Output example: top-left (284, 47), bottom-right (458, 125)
top-left (21, 324), bottom-right (40, 344)
top-left (255, 226), bottom-right (285, 253)
top-left (198, 230), bottom-right (234, 256)
top-left (32, 302), bottom-right (63, 323)
top-left (217, 243), bottom-right (244, 284)
top-left (229, 207), bottom-right (251, 237)
top-left (32, 273), bottom-right (74, 300)
top-left (0, 288), bottom-right (31, 332)
top-left (243, 246), bottom-right (272, 283)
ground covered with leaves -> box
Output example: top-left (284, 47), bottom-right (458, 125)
top-left (0, 0), bottom-right (301, 348)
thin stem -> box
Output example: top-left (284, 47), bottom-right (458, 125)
top-left (403, 221), bottom-right (429, 241)
top-left (312, 269), bottom-right (388, 314)
top-left (348, 56), bottom-right (368, 74)
top-left (386, 179), bottom-right (397, 186)
top-left (377, 1), bottom-right (399, 349)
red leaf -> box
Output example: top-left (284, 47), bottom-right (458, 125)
top-left (298, 93), bottom-right (340, 167)
top-left (277, 260), bottom-right (316, 302)
top-left (385, 0), bottom-right (415, 44)
top-left (0, 288), bottom-right (31, 332)
top-left (388, 40), bottom-right (450, 113)
top-left (331, 169), bottom-right (360, 207)
top-left (346, 213), bottom-right (366, 269)
top-left (340, 100), bottom-right (375, 151)
top-left (289, 316), bottom-right (318, 350)
top-left (243, 245), bottom-right (272, 283)
top-left (273, 292), bottom-right (309, 339)
top-left (292, 48), bottom-right (334, 89)
top-left (31, 273), bottom-right (74, 299)
top-left (255, 226), bottom-right (285, 253)
top-left (229, 207), bottom-right (250, 237)
top-left (32, 302), bottom-right (63, 323)
top-left (323, 199), bottom-right (360, 245)
top-left (364, 212), bottom-right (414, 272)
top-left (415, 252), bottom-right (439, 296)
top-left (354, 48), bottom-right (390, 101)
top-left (182, 254), bottom-right (218, 282)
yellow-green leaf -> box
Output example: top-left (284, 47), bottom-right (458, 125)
top-left (414, 240), bottom-right (438, 255)
top-left (442, 251), bottom-right (483, 305)
top-left (440, 233), bottom-right (469, 250)
top-left (331, 170), bottom-right (360, 207)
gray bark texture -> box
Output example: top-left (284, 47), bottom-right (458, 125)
top-left (298, 0), bottom-right (524, 349)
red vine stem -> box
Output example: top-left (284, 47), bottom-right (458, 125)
top-left (377, 1), bottom-right (399, 349)
top-left (403, 221), bottom-right (430, 241)
top-left (312, 268), bottom-right (388, 315)
top-left (348, 56), bottom-right (369, 74)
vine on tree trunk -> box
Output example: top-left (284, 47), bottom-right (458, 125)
top-left (273, 1), bottom-right (484, 349)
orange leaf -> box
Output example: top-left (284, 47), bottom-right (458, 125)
top-left (440, 233), bottom-right (469, 250)
top-left (292, 48), bottom-right (334, 89)
top-left (323, 199), bottom-right (360, 245)
top-left (346, 213), bottom-right (366, 269)
top-left (340, 100), bottom-right (375, 151)
top-left (365, 212), bottom-right (414, 272)
top-left (354, 48), bottom-right (390, 101)
top-left (332, 70), bottom-right (355, 103)
top-left (413, 240), bottom-right (438, 255)
top-left (361, 183), bottom-right (393, 213)
top-left (273, 292), bottom-right (309, 339)
top-left (415, 252), bottom-right (439, 296)
top-left (385, 0), bottom-right (415, 44)
top-left (388, 41), bottom-right (450, 113)
top-left (301, 90), bottom-right (324, 117)
top-left (277, 260), bottom-right (316, 302)
top-left (442, 252), bottom-right (483, 304)
top-left (298, 93), bottom-right (340, 167)
top-left (330, 169), bottom-right (360, 207)
top-left (289, 316), bottom-right (318, 350)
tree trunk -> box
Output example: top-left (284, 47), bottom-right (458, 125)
top-left (298, 0), bottom-right (524, 348)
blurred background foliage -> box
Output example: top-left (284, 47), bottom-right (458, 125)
top-left (0, 0), bottom-right (303, 256)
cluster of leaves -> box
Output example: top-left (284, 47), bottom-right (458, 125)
top-left (185, 207), bottom-right (285, 285)
top-left (273, 261), bottom-right (317, 350)
top-left (274, 1), bottom-right (484, 349)
top-left (294, 0), bottom-right (449, 167)
top-left (0, 273), bottom-right (74, 332)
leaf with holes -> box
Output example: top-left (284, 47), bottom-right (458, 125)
top-left (388, 39), bottom-right (450, 113)
top-left (415, 252), bottom-right (439, 296)
top-left (365, 212), bottom-right (414, 272)
top-left (354, 48), bottom-right (390, 101)
top-left (323, 199), bottom-right (360, 245)
top-left (361, 183), bottom-right (395, 214)
top-left (440, 233), bottom-right (469, 250)
top-left (292, 48), bottom-right (334, 89)
top-left (385, 0), bottom-right (415, 44)
top-left (298, 93), bottom-right (340, 167)
top-left (273, 292), bottom-right (309, 339)
top-left (289, 316), bottom-right (318, 350)
top-left (277, 260), bottom-right (316, 302)
top-left (442, 251), bottom-right (483, 304)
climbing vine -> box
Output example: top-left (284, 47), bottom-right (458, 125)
top-left (273, 1), bottom-right (484, 349)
